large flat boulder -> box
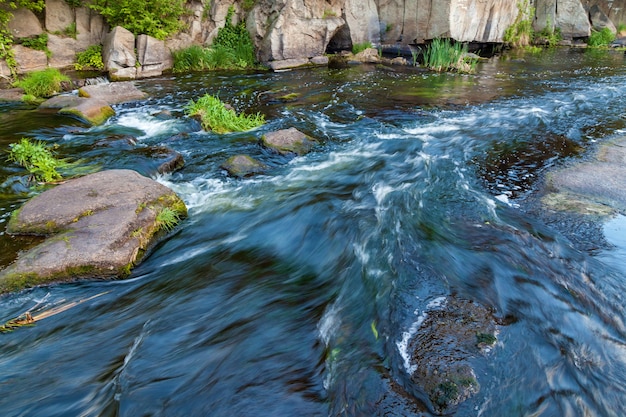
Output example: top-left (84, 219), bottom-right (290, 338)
top-left (39, 95), bottom-right (115, 125)
top-left (78, 81), bottom-right (148, 104)
top-left (0, 169), bottom-right (187, 294)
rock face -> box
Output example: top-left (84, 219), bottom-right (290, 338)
top-left (1, 0), bottom-right (625, 74)
top-left (0, 169), bottom-right (187, 294)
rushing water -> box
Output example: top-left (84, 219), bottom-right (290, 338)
top-left (1, 48), bottom-right (626, 416)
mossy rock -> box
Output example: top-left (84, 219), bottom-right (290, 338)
top-left (220, 154), bottom-right (267, 178)
top-left (0, 169), bottom-right (187, 294)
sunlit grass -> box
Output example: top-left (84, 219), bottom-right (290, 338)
top-left (423, 38), bottom-right (477, 73)
top-left (185, 94), bottom-right (265, 133)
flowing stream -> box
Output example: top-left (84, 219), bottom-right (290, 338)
top-left (1, 48), bottom-right (626, 416)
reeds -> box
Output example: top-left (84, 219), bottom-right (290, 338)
top-left (422, 38), bottom-right (477, 73)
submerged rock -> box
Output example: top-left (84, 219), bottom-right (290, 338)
top-left (405, 297), bottom-right (498, 415)
top-left (0, 169), bottom-right (187, 294)
top-left (221, 154), bottom-right (267, 178)
top-left (261, 128), bottom-right (317, 156)
top-left (40, 95), bottom-right (115, 125)
top-left (544, 136), bottom-right (626, 216)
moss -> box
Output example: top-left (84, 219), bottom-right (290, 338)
top-left (476, 332), bottom-right (497, 346)
top-left (278, 92), bottom-right (299, 101)
top-left (0, 271), bottom-right (44, 294)
top-left (59, 105), bottom-right (116, 126)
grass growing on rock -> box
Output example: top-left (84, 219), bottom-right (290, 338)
top-left (185, 94), bottom-right (265, 133)
top-left (588, 27), bottom-right (616, 47)
top-left (423, 38), bottom-right (477, 73)
top-left (156, 207), bottom-right (182, 232)
top-left (12, 68), bottom-right (69, 99)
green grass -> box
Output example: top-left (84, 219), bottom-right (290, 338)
top-left (352, 42), bottom-right (373, 54)
top-left (588, 27), bottom-right (616, 47)
top-left (7, 138), bottom-right (66, 183)
top-left (423, 38), bottom-right (477, 73)
top-left (155, 206), bottom-right (185, 232)
top-left (185, 94), bottom-right (265, 133)
top-left (13, 68), bottom-right (69, 98)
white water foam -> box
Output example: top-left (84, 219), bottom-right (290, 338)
top-left (114, 111), bottom-right (186, 139)
top-left (396, 296), bottom-right (447, 374)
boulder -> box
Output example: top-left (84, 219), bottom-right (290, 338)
top-left (7, 7), bottom-right (43, 39)
top-left (78, 81), bottom-right (147, 104)
top-left (40, 95), bottom-right (115, 125)
top-left (261, 127), bottom-right (317, 156)
top-left (45, 0), bottom-right (74, 33)
top-left (102, 26), bottom-right (136, 80)
top-left (221, 154), bottom-right (268, 177)
top-left (554, 0), bottom-right (591, 39)
top-left (136, 34), bottom-right (174, 78)
top-left (589, 4), bottom-right (617, 34)
top-left (405, 297), bottom-right (498, 415)
top-left (0, 169), bottom-right (187, 294)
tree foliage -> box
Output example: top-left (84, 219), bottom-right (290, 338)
top-left (89, 0), bottom-right (186, 40)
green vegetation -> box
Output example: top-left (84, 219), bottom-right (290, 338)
top-left (422, 38), bottom-right (477, 73)
top-left (75, 45), bottom-right (104, 70)
top-left (588, 27), bottom-right (616, 47)
top-left (352, 42), bottom-right (373, 54)
top-left (19, 33), bottom-right (50, 57)
top-left (13, 68), bottom-right (69, 99)
top-left (322, 9), bottom-right (337, 19)
top-left (504, 0), bottom-right (535, 48)
top-left (185, 94), bottom-right (265, 133)
top-left (7, 138), bottom-right (66, 183)
top-left (89, 0), bottom-right (186, 40)
top-left (156, 207), bottom-right (182, 232)
top-left (242, 0), bottom-right (255, 12)
top-left (535, 22), bottom-right (562, 47)
top-left (0, 1), bottom-right (45, 76)
top-left (173, 6), bottom-right (256, 72)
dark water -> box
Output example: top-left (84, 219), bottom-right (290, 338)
top-left (1, 48), bottom-right (626, 416)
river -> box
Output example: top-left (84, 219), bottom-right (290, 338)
top-left (1, 48), bottom-right (626, 416)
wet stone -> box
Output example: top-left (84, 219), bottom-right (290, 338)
top-left (261, 128), bottom-right (317, 156)
top-left (221, 154), bottom-right (267, 178)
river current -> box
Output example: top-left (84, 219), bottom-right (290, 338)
top-left (1, 48), bottom-right (626, 416)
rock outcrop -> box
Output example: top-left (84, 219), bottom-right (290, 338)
top-left (0, 0), bottom-right (624, 75)
top-left (0, 169), bottom-right (187, 294)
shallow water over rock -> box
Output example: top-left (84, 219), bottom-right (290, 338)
top-left (1, 49), bottom-right (626, 416)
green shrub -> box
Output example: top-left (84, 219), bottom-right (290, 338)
top-left (352, 42), bottom-right (373, 54)
top-left (7, 138), bottom-right (65, 183)
top-left (185, 94), bottom-right (265, 133)
top-left (89, 0), bottom-right (186, 40)
top-left (423, 38), bottom-right (477, 73)
top-left (535, 22), bottom-right (562, 47)
top-left (213, 6), bottom-right (256, 68)
top-left (172, 7), bottom-right (257, 73)
top-left (588, 27), bottom-right (615, 47)
top-left (13, 68), bottom-right (69, 98)
top-left (504, 0), bottom-right (535, 48)
top-left (75, 45), bottom-right (104, 70)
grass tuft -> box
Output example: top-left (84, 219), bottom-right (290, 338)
top-left (156, 207), bottom-right (182, 232)
top-left (185, 94), bottom-right (265, 133)
top-left (12, 68), bottom-right (69, 98)
top-left (423, 38), bottom-right (477, 73)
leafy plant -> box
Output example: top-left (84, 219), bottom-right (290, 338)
top-left (212, 6), bottom-right (256, 68)
top-left (7, 138), bottom-right (66, 183)
top-left (75, 45), bottom-right (104, 70)
top-left (13, 68), bottom-right (69, 98)
top-left (352, 42), bottom-right (373, 54)
top-left (588, 27), bottom-right (615, 47)
top-left (242, 0), bottom-right (255, 12)
top-left (535, 21), bottom-right (562, 47)
top-left (423, 38), bottom-right (477, 73)
top-left (89, 0), bottom-right (186, 40)
top-left (19, 33), bottom-right (50, 57)
top-left (504, 0), bottom-right (535, 48)
top-left (185, 94), bottom-right (265, 133)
